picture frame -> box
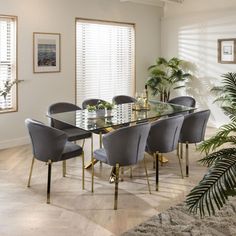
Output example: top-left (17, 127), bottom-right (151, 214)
top-left (33, 32), bottom-right (61, 73)
top-left (218, 38), bottom-right (236, 64)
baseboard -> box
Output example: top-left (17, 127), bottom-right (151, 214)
top-left (0, 136), bottom-right (30, 150)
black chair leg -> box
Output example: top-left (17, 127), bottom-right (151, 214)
top-left (47, 160), bottom-right (52, 204)
top-left (186, 142), bottom-right (189, 177)
top-left (114, 163), bottom-right (120, 210)
top-left (154, 152), bottom-right (159, 191)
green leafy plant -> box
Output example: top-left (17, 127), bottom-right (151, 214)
top-left (146, 57), bottom-right (192, 102)
top-left (86, 105), bottom-right (96, 112)
top-left (97, 102), bottom-right (106, 110)
top-left (186, 72), bottom-right (236, 217)
top-left (104, 102), bottom-right (113, 110)
top-left (0, 80), bottom-right (19, 100)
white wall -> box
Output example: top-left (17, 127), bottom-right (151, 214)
top-left (0, 0), bottom-right (162, 149)
top-left (162, 0), bottom-right (236, 127)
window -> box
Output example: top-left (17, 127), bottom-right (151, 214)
top-left (76, 19), bottom-right (135, 105)
top-left (0, 15), bottom-right (17, 112)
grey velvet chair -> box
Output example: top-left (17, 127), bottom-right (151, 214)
top-left (25, 119), bottom-right (84, 204)
top-left (112, 95), bottom-right (137, 105)
top-left (179, 110), bottom-right (210, 177)
top-left (48, 102), bottom-right (91, 143)
top-left (93, 122), bottom-right (151, 210)
top-left (168, 96), bottom-right (196, 108)
top-left (146, 115), bottom-right (184, 191)
top-left (48, 102), bottom-right (91, 175)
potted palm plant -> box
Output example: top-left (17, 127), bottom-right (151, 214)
top-left (146, 57), bottom-right (192, 102)
top-left (186, 72), bottom-right (236, 217)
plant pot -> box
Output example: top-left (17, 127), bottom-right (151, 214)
top-left (96, 109), bottom-right (105, 117)
top-left (87, 111), bottom-right (96, 119)
top-left (106, 109), bottom-right (112, 116)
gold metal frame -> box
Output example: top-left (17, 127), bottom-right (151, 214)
top-left (0, 15), bottom-right (18, 114)
top-left (33, 32), bottom-right (61, 73)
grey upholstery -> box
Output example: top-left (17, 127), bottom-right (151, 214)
top-left (112, 95), bottom-right (137, 105)
top-left (25, 118), bottom-right (84, 203)
top-left (178, 110), bottom-right (210, 177)
top-left (168, 96), bottom-right (196, 115)
top-left (146, 115), bottom-right (184, 190)
top-left (93, 123), bottom-right (151, 209)
top-left (179, 110), bottom-right (210, 144)
top-left (82, 98), bottom-right (107, 109)
top-left (147, 115), bottom-right (184, 154)
top-left (168, 96), bottom-right (196, 108)
top-left (48, 102), bottom-right (91, 141)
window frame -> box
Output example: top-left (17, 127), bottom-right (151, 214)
top-left (0, 15), bottom-right (18, 114)
top-left (75, 17), bottom-right (136, 105)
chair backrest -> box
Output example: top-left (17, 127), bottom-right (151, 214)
top-left (82, 99), bottom-right (107, 109)
top-left (146, 115), bottom-right (184, 154)
top-left (48, 102), bottom-right (81, 129)
top-left (102, 123), bottom-right (151, 166)
top-left (25, 119), bottom-right (67, 162)
top-left (179, 110), bottom-right (210, 144)
top-left (112, 95), bottom-right (137, 105)
top-left (168, 96), bottom-right (196, 108)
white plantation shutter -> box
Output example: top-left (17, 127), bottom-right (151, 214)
top-left (76, 19), bottom-right (135, 106)
top-left (0, 16), bottom-right (17, 110)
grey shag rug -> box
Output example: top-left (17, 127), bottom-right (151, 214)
top-left (122, 198), bottom-right (236, 236)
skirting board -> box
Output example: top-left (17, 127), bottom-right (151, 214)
top-left (0, 136), bottom-right (30, 150)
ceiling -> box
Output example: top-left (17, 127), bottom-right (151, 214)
top-left (120, 0), bottom-right (184, 7)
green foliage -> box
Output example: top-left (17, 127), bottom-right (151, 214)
top-left (86, 105), bottom-right (96, 112)
top-left (0, 80), bottom-right (18, 100)
top-left (186, 72), bottom-right (236, 217)
top-left (146, 57), bottom-right (192, 102)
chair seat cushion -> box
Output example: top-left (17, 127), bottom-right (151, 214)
top-left (62, 127), bottom-right (91, 141)
top-left (61, 142), bottom-right (83, 160)
top-left (94, 148), bottom-right (108, 164)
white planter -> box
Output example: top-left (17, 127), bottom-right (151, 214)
top-left (106, 109), bottom-right (112, 116)
top-left (96, 109), bottom-right (105, 117)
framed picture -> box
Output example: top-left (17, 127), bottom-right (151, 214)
top-left (218, 38), bottom-right (236, 64)
top-left (33, 32), bottom-right (61, 73)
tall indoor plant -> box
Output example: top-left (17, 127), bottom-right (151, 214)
top-left (146, 57), bottom-right (192, 102)
top-left (186, 72), bottom-right (236, 217)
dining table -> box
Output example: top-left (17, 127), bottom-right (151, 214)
top-left (47, 100), bottom-right (195, 191)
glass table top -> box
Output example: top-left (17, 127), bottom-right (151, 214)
top-left (47, 101), bottom-right (195, 132)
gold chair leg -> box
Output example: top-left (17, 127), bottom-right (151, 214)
top-left (154, 152), bottom-right (159, 191)
top-left (27, 157), bottom-right (35, 187)
top-left (62, 160), bottom-right (66, 177)
top-left (114, 163), bottom-right (120, 210)
top-left (91, 134), bottom-right (94, 193)
top-left (47, 160), bottom-right (52, 204)
top-left (177, 142), bottom-right (179, 156)
top-left (143, 158), bottom-right (151, 194)
top-left (82, 139), bottom-right (86, 149)
top-left (82, 151), bottom-right (85, 190)
top-left (130, 167), bottom-right (133, 178)
top-left (177, 152), bottom-right (184, 179)
top-left (186, 142), bottom-right (189, 177)
top-left (180, 143), bottom-right (183, 159)
top-left (99, 132), bottom-right (103, 166)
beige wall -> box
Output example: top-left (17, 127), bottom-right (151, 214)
top-left (0, 0), bottom-right (162, 148)
top-left (162, 0), bottom-right (236, 127)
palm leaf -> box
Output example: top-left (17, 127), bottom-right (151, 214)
top-left (186, 151), bottom-right (236, 217)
